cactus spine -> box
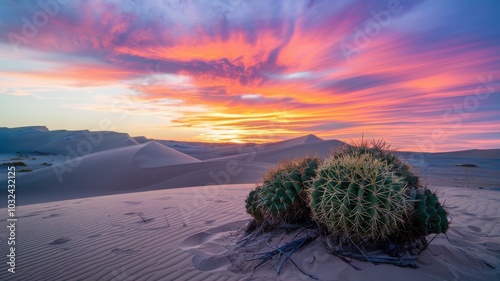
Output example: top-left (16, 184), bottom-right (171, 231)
top-left (245, 139), bottom-right (449, 246)
top-left (245, 157), bottom-right (319, 225)
top-left (412, 188), bottom-right (449, 236)
top-left (310, 153), bottom-right (412, 243)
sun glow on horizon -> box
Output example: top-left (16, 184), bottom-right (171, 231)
top-left (0, 1), bottom-right (499, 151)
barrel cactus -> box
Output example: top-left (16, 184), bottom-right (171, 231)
top-left (245, 156), bottom-right (320, 225)
top-left (412, 188), bottom-right (449, 236)
top-left (335, 139), bottom-right (419, 189)
top-left (310, 153), bottom-right (412, 243)
top-left (245, 186), bottom-right (264, 223)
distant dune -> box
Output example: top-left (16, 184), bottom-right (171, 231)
top-left (172, 134), bottom-right (343, 161)
top-left (1, 127), bottom-right (498, 205)
top-left (431, 149), bottom-right (500, 160)
top-left (0, 130), bottom-right (347, 205)
top-left (0, 126), bottom-right (138, 154)
top-left (6, 141), bottom-right (230, 205)
top-left (207, 139), bottom-right (345, 163)
top-left (133, 141), bottom-right (201, 168)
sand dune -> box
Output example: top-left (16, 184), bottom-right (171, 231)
top-left (0, 135), bottom-right (348, 204)
top-left (6, 141), bottom-right (268, 205)
top-left (4, 134), bottom-right (347, 205)
top-left (207, 139), bottom-right (345, 163)
top-left (399, 150), bottom-right (500, 190)
top-left (5, 131), bottom-right (498, 206)
top-left (254, 134), bottom-right (325, 149)
top-left (0, 185), bottom-right (498, 281)
top-left (133, 141), bottom-right (201, 168)
top-left (0, 126), bottom-right (138, 154)
top-left (182, 135), bottom-right (344, 162)
top-left (169, 134), bottom-right (335, 161)
top-left (432, 149), bottom-right (500, 160)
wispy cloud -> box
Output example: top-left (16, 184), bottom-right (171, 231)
top-left (0, 0), bottom-right (498, 149)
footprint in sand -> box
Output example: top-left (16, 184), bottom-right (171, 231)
top-left (18, 212), bottom-right (42, 218)
top-left (43, 214), bottom-right (61, 219)
top-left (467, 225), bottom-right (481, 232)
top-left (484, 242), bottom-right (500, 253)
top-left (136, 217), bottom-right (155, 223)
top-left (179, 220), bottom-right (248, 271)
top-left (205, 220), bottom-right (216, 225)
top-left (210, 199), bottom-right (228, 203)
top-left (122, 201), bottom-right (142, 205)
top-left (49, 238), bottom-right (71, 245)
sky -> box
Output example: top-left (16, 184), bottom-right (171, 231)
top-left (0, 0), bottom-right (499, 151)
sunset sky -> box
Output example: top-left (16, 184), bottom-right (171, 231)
top-left (0, 0), bottom-right (499, 151)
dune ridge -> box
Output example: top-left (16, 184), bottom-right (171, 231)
top-left (2, 128), bottom-right (499, 205)
top-left (6, 141), bottom-right (239, 205)
top-left (2, 133), bottom-right (346, 205)
top-left (133, 141), bottom-right (201, 168)
top-left (207, 139), bottom-right (344, 163)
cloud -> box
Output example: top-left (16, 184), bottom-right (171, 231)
top-left (240, 94), bottom-right (262, 99)
top-left (0, 0), bottom-right (499, 149)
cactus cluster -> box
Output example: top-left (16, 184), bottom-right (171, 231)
top-left (412, 188), bottom-right (449, 236)
top-left (245, 139), bottom-right (449, 246)
top-left (245, 157), bottom-right (319, 225)
top-left (310, 153), bottom-right (412, 243)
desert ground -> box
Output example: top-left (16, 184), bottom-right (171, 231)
top-left (0, 127), bottom-right (499, 280)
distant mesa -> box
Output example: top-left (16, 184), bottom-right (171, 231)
top-left (0, 126), bottom-right (49, 134)
top-left (0, 126), bottom-right (138, 154)
top-left (133, 136), bottom-right (149, 144)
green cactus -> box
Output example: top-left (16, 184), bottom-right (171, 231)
top-left (411, 188), bottom-right (448, 236)
top-left (245, 139), bottom-right (449, 245)
top-left (245, 186), bottom-right (264, 223)
top-left (245, 156), bottom-right (320, 225)
top-left (310, 153), bottom-right (412, 243)
top-left (335, 140), bottom-right (420, 189)
top-left (333, 140), bottom-right (450, 239)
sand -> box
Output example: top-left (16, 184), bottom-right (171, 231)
top-left (0, 127), bottom-right (499, 280)
top-left (0, 185), bottom-right (498, 280)
top-left (0, 131), bottom-right (345, 205)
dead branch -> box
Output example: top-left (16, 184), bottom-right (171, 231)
top-left (253, 234), bottom-right (319, 279)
